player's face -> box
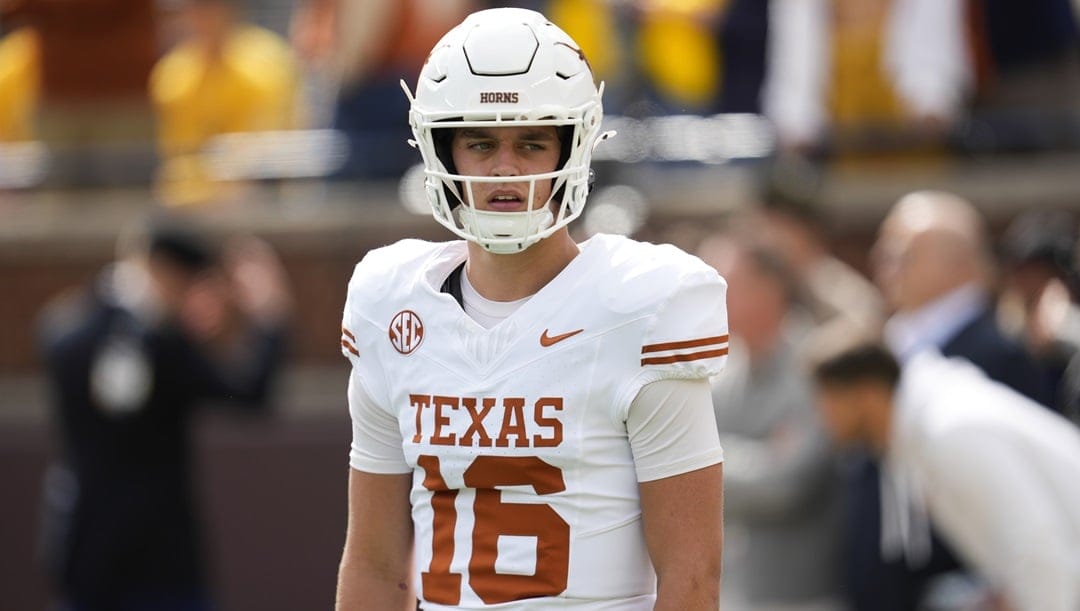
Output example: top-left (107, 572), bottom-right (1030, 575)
top-left (450, 125), bottom-right (562, 212)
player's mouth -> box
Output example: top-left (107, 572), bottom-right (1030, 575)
top-left (486, 190), bottom-right (527, 212)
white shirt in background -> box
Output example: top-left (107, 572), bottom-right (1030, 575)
top-left (885, 350), bottom-right (1080, 611)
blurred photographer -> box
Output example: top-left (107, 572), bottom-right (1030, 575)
top-left (37, 214), bottom-right (291, 611)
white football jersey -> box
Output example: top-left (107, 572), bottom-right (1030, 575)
top-left (341, 234), bottom-right (729, 609)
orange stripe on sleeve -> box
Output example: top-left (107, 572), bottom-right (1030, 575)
top-left (641, 334), bottom-right (729, 354)
top-left (342, 326), bottom-right (356, 341)
top-left (341, 339), bottom-right (359, 357)
top-left (640, 347), bottom-right (728, 366)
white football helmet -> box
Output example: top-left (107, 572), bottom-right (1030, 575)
top-left (402, 8), bottom-right (612, 254)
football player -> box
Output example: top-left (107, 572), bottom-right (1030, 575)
top-left (336, 8), bottom-right (728, 610)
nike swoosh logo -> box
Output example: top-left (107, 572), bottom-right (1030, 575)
top-left (540, 328), bottom-right (584, 347)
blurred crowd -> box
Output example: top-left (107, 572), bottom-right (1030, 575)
top-left (2, 1), bottom-right (1080, 610)
top-left (691, 182), bottom-right (1080, 610)
top-left (2, 0), bottom-right (1080, 199)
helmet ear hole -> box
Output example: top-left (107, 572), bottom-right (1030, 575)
top-left (433, 127), bottom-right (457, 174)
top-left (550, 125), bottom-right (576, 203)
top-left (556, 125), bottom-right (574, 170)
top-left (433, 127), bottom-right (462, 209)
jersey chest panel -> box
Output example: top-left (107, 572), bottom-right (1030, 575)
top-left (343, 236), bottom-right (726, 607)
top-left (377, 302), bottom-right (656, 607)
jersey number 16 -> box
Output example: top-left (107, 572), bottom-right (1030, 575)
top-left (418, 454), bottom-right (570, 604)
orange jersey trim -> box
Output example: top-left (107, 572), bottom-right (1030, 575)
top-left (641, 334), bottom-right (729, 354)
top-left (341, 339), bottom-right (359, 357)
top-left (342, 326), bottom-right (356, 341)
top-left (641, 347), bottom-right (729, 366)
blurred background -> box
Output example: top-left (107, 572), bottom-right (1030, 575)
top-left (1, 0), bottom-right (1079, 609)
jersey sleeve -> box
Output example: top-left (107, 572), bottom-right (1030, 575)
top-left (347, 368), bottom-right (410, 473)
top-left (341, 258), bottom-right (409, 474)
top-left (639, 266), bottom-right (728, 380)
top-left (612, 255), bottom-right (729, 431)
top-left (627, 378), bottom-right (724, 482)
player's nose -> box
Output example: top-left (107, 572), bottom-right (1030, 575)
top-left (490, 144), bottom-right (521, 177)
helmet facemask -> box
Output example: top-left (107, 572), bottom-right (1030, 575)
top-left (417, 111), bottom-right (601, 254)
top-left (402, 8), bottom-right (612, 254)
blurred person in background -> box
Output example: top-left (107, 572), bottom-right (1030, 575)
top-left (873, 190), bottom-right (1051, 402)
top-left (1002, 229), bottom-right (1080, 425)
top-left (37, 215), bottom-right (291, 611)
top-left (544, 0), bottom-right (623, 108)
top-left (783, 0), bottom-right (1080, 155)
top-left (998, 209), bottom-right (1080, 411)
top-left (0, 0), bottom-right (157, 184)
top-left (549, 0), bottom-right (765, 117)
top-left (1060, 243), bottom-right (1080, 423)
top-left (765, 0), bottom-right (972, 155)
top-left (840, 189), bottom-right (1055, 611)
top-left (150, 0), bottom-right (302, 206)
top-left (0, 23), bottom-right (38, 142)
top-left (289, 0), bottom-right (473, 180)
top-left (630, 0), bottom-right (726, 115)
top-left (699, 234), bottom-right (842, 611)
top-left (810, 338), bottom-right (1080, 611)
top-left (747, 159), bottom-right (885, 339)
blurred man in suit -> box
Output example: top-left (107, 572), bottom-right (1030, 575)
top-left (874, 190), bottom-right (1052, 402)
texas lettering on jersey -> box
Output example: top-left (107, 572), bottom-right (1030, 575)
top-left (409, 394), bottom-right (563, 448)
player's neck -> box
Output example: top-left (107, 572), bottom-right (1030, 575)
top-left (465, 230), bottom-right (580, 302)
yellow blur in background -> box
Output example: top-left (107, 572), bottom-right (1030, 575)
top-left (151, 13), bottom-right (301, 206)
top-left (0, 27), bottom-right (39, 142)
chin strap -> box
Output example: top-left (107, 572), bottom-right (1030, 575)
top-left (458, 207), bottom-right (556, 254)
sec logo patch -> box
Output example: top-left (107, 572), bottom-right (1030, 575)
top-left (389, 310), bottom-right (424, 355)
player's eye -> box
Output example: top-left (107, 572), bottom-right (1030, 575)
top-left (521, 142), bottom-right (548, 152)
top-left (467, 140), bottom-right (494, 152)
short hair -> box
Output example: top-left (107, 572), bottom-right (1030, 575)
top-left (147, 219), bottom-right (216, 272)
top-left (696, 232), bottom-right (805, 307)
top-left (811, 342), bottom-right (901, 389)
top-left (118, 213), bottom-right (217, 273)
top-left (758, 156), bottom-right (828, 232)
top-left (1000, 209), bottom-right (1077, 276)
top-left (743, 241), bottom-right (803, 307)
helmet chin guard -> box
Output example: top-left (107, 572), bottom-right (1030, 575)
top-left (403, 7), bottom-right (613, 254)
top-left (458, 207), bottom-right (556, 255)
